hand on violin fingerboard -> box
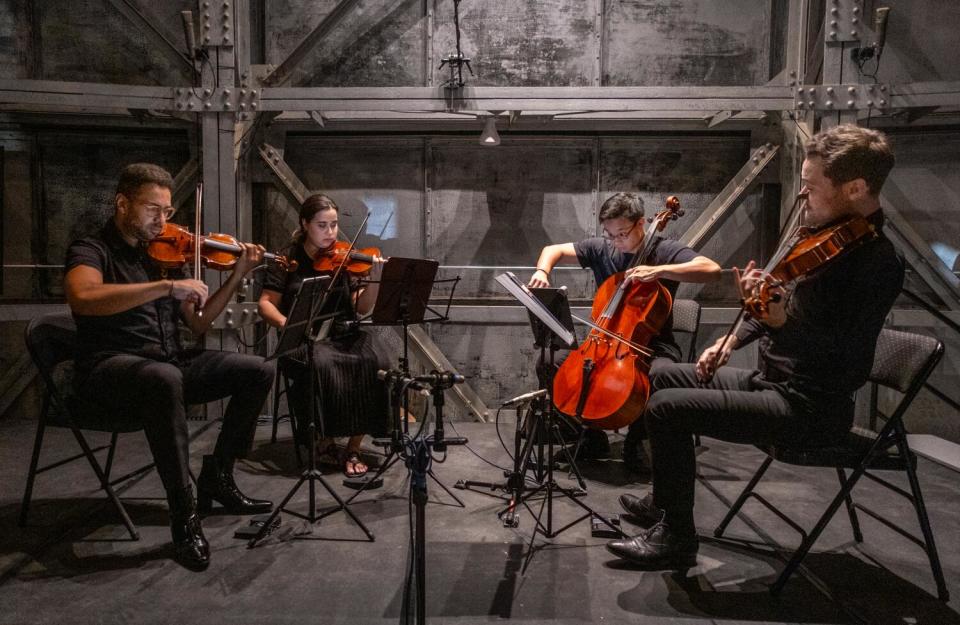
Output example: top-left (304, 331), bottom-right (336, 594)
top-left (232, 242), bottom-right (266, 276)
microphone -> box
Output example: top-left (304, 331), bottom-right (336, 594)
top-left (376, 369), bottom-right (430, 395)
top-left (413, 371), bottom-right (465, 386)
top-left (180, 11), bottom-right (197, 61)
top-left (501, 388), bottom-right (548, 407)
top-left (873, 7), bottom-right (890, 55)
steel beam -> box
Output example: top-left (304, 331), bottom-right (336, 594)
top-left (2, 81), bottom-right (957, 116)
top-left (881, 184), bottom-right (960, 311)
top-left (257, 143), bottom-right (309, 207)
top-left (407, 325), bottom-right (489, 422)
top-left (679, 144), bottom-right (780, 251)
top-left (260, 0), bottom-right (365, 87)
top-left (171, 158), bottom-right (200, 209)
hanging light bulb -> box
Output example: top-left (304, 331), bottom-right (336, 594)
top-left (479, 117), bottom-right (500, 146)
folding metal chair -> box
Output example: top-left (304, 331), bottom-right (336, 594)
top-left (714, 328), bottom-right (948, 600)
top-left (20, 312), bottom-right (152, 540)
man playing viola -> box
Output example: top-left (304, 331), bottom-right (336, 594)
top-left (529, 192), bottom-right (721, 467)
top-left (64, 163), bottom-right (274, 571)
top-left (606, 125), bottom-right (904, 569)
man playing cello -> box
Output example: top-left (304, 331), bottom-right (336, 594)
top-left (528, 192), bottom-right (721, 467)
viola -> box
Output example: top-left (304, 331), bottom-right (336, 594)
top-left (147, 223), bottom-right (297, 272)
top-left (552, 196), bottom-right (684, 430)
top-left (312, 240), bottom-right (382, 277)
top-left (743, 215), bottom-right (876, 319)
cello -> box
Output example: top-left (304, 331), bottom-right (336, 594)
top-left (552, 196), bottom-right (684, 430)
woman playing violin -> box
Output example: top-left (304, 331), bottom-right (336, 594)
top-left (605, 125), bottom-right (904, 570)
top-left (529, 192), bottom-right (721, 467)
top-left (258, 193), bottom-right (390, 478)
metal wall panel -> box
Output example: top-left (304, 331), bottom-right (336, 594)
top-left (0, 1), bottom-right (33, 79)
top-left (432, 0), bottom-right (599, 87)
top-left (602, 0), bottom-right (774, 86)
top-left (265, 0), bottom-right (426, 87)
top-left (428, 138), bottom-right (597, 298)
top-left (871, 0), bottom-right (960, 83)
top-left (35, 129), bottom-right (190, 296)
top-left (278, 136), bottom-right (425, 258)
top-left (33, 0), bottom-right (192, 84)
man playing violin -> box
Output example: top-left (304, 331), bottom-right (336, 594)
top-left (64, 163), bottom-right (274, 571)
top-left (606, 125), bottom-right (904, 569)
top-left (529, 192), bottom-right (721, 466)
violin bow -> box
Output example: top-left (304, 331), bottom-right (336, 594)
top-left (193, 181), bottom-right (204, 319)
top-left (703, 192), bottom-right (808, 383)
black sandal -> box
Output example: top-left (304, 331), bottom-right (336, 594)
top-left (344, 451), bottom-right (368, 478)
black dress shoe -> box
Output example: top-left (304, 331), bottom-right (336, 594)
top-left (197, 455), bottom-right (273, 515)
top-left (171, 512), bottom-right (210, 571)
top-left (606, 522), bottom-right (699, 569)
top-left (618, 492), bottom-right (664, 527)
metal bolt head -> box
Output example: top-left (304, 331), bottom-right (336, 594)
top-left (187, 101), bottom-right (194, 109)
top-left (224, 102), bottom-right (231, 108)
top-left (752, 157), bottom-right (759, 164)
top-left (808, 87), bottom-right (816, 95)
top-left (867, 100), bottom-right (874, 107)
top-left (797, 87), bottom-right (804, 94)
top-left (204, 102), bottom-right (212, 109)
top-left (853, 6), bottom-right (860, 13)
top-left (789, 70), bottom-right (797, 77)
top-left (808, 100), bottom-right (816, 107)
top-left (852, 17), bottom-right (859, 24)
top-left (851, 30), bottom-right (858, 37)
top-left (848, 86), bottom-right (856, 94)
top-left (880, 84), bottom-right (888, 92)
top-left (223, 23), bottom-right (230, 31)
top-left (867, 85), bottom-right (875, 92)
top-left (176, 102), bottom-right (183, 109)
top-left (847, 100), bottom-right (855, 108)
top-left (251, 102), bottom-right (258, 109)
top-left (204, 35), bottom-right (211, 42)
top-left (830, 31), bottom-right (837, 38)
top-left (223, 89), bottom-right (231, 96)
top-left (240, 89), bottom-right (246, 95)
top-left (826, 87), bottom-right (835, 94)
top-left (239, 103), bottom-right (246, 110)
top-left (831, 7), bottom-right (838, 15)
top-left (880, 99), bottom-right (887, 106)
top-left (826, 100), bottom-right (833, 107)
top-left (798, 102), bottom-right (806, 109)
top-left (831, 20), bottom-right (838, 27)
top-left (251, 90), bottom-right (258, 96)
top-left (204, 88), bottom-right (212, 96)
top-left (224, 35), bottom-right (230, 42)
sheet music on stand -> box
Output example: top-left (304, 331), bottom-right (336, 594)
top-left (269, 275), bottom-right (334, 361)
top-left (359, 257), bottom-right (460, 325)
top-left (495, 272), bottom-right (577, 348)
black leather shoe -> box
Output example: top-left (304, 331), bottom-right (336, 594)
top-left (618, 492), bottom-right (664, 527)
top-left (168, 485), bottom-right (209, 571)
top-left (171, 512), bottom-right (210, 571)
top-left (606, 522), bottom-right (699, 569)
top-left (197, 455), bottom-right (273, 515)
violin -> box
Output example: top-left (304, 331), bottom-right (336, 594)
top-left (147, 223), bottom-right (297, 272)
top-left (552, 196), bottom-right (684, 431)
top-left (312, 240), bottom-right (381, 277)
top-left (743, 215), bottom-right (876, 319)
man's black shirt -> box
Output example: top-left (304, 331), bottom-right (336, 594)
top-left (65, 220), bottom-right (185, 373)
top-left (735, 210), bottom-right (904, 415)
top-left (574, 236), bottom-right (700, 362)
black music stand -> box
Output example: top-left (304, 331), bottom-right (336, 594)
top-left (492, 273), bottom-right (624, 571)
top-left (454, 285), bottom-right (589, 505)
top-left (343, 257), bottom-right (464, 508)
top-left (248, 275), bottom-right (374, 547)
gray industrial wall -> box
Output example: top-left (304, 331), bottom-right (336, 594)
top-left (1, 0), bottom-right (958, 440)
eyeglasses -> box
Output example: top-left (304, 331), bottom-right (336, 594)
top-left (143, 204), bottom-right (177, 220)
top-left (602, 221), bottom-right (640, 241)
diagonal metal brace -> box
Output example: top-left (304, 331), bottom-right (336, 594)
top-left (257, 143), bottom-right (309, 208)
top-left (406, 325), bottom-right (489, 422)
top-left (680, 143), bottom-right (780, 250)
top-left (103, 0), bottom-right (197, 76)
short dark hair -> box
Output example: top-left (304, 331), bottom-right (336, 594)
top-left (598, 192), bottom-right (644, 222)
top-left (804, 125), bottom-right (895, 195)
top-left (115, 163), bottom-right (174, 199)
top-left (294, 193), bottom-right (339, 242)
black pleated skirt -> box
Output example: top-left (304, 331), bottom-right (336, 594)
top-left (281, 329), bottom-right (391, 439)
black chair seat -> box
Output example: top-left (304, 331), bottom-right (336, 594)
top-left (762, 429), bottom-right (916, 472)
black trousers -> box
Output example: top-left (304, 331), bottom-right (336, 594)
top-left (646, 362), bottom-right (849, 518)
top-left (76, 350), bottom-right (275, 497)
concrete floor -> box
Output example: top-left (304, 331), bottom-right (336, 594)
top-left (1, 411), bottom-right (958, 625)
